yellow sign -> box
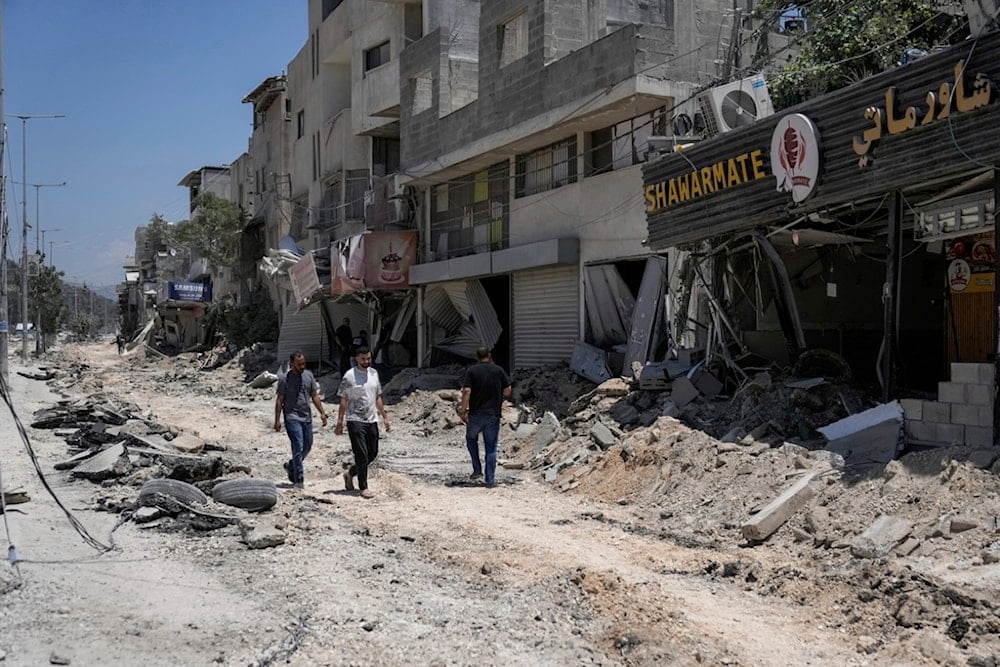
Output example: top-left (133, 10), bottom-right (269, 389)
top-left (645, 148), bottom-right (767, 214)
top-left (853, 60), bottom-right (993, 161)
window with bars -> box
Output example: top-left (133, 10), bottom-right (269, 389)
top-left (585, 107), bottom-right (667, 176)
top-left (515, 137), bottom-right (577, 198)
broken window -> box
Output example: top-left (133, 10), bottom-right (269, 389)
top-left (515, 137), bottom-right (577, 198)
top-left (500, 10), bottom-right (528, 67)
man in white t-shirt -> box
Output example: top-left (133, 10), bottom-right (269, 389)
top-left (335, 346), bottom-right (390, 498)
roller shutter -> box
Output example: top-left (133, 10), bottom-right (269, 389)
top-left (512, 265), bottom-right (579, 369)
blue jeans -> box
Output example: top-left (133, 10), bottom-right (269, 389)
top-left (285, 418), bottom-right (314, 482)
top-left (466, 412), bottom-right (500, 486)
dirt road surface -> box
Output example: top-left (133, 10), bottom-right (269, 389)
top-left (0, 342), bottom-right (997, 666)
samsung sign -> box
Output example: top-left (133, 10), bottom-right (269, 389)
top-left (168, 281), bottom-right (212, 302)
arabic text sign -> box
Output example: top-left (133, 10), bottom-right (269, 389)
top-left (853, 59), bottom-right (994, 162)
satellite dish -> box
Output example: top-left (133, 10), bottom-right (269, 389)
top-left (720, 90), bottom-right (758, 129)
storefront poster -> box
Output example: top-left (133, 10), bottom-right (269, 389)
top-left (363, 231), bottom-right (417, 289)
top-left (946, 232), bottom-right (995, 292)
top-left (289, 253), bottom-right (321, 308)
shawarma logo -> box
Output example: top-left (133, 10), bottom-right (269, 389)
top-left (770, 113), bottom-right (821, 203)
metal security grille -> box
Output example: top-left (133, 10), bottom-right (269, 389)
top-left (512, 265), bottom-right (579, 370)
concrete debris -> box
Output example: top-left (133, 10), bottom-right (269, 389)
top-left (851, 515), bottom-right (913, 559)
top-left (818, 402), bottom-right (903, 467)
top-left (169, 433), bottom-right (205, 454)
top-left (2, 488), bottom-right (29, 504)
top-left (589, 422), bottom-right (617, 450)
top-left (248, 371), bottom-right (278, 388)
top-left (240, 524), bottom-right (286, 549)
top-left (70, 443), bottom-right (129, 481)
top-left (741, 472), bottom-right (820, 542)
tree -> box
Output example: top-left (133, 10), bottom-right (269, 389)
top-left (174, 192), bottom-right (245, 269)
top-left (755, 1), bottom-right (967, 109)
top-left (145, 213), bottom-right (176, 250)
top-left (30, 264), bottom-right (67, 349)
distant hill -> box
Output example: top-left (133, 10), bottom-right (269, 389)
top-left (65, 283), bottom-right (119, 300)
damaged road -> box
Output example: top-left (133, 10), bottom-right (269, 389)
top-left (0, 342), bottom-right (998, 665)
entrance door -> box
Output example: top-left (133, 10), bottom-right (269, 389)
top-left (946, 287), bottom-right (996, 363)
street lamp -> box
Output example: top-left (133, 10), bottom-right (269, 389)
top-left (41, 227), bottom-right (61, 265)
top-left (6, 113), bottom-right (65, 362)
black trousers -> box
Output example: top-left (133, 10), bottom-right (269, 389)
top-left (346, 421), bottom-right (380, 490)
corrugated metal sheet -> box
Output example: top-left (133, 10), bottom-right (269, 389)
top-left (513, 265), bottom-right (579, 369)
top-left (644, 31), bottom-right (1000, 249)
top-left (277, 304), bottom-right (328, 366)
top-left (466, 279), bottom-right (502, 348)
top-left (584, 264), bottom-right (635, 347)
top-left (424, 285), bottom-right (466, 331)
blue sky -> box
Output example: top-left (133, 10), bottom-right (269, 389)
top-left (2, 1), bottom-right (307, 289)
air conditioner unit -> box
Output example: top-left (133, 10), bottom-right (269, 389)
top-left (697, 76), bottom-right (774, 135)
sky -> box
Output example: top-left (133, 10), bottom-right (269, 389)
top-left (2, 1), bottom-right (307, 292)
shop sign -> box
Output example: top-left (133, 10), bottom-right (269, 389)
top-left (852, 60), bottom-right (994, 166)
top-left (167, 281), bottom-right (212, 302)
top-left (946, 232), bottom-right (995, 293)
top-left (289, 252), bottom-right (321, 308)
top-left (644, 149), bottom-right (767, 214)
top-left (770, 113), bottom-right (821, 203)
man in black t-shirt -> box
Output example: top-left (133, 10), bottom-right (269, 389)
top-left (459, 346), bottom-right (511, 488)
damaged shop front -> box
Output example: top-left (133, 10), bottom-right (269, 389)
top-left (643, 31), bottom-right (1000, 448)
top-left (154, 281), bottom-right (213, 353)
top-left (261, 230), bottom-right (420, 371)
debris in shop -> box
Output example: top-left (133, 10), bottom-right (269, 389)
top-left (677, 347), bottom-right (705, 367)
top-left (691, 368), bottom-right (723, 397)
top-left (851, 515), bottom-right (913, 558)
top-left (818, 401), bottom-right (903, 466)
top-left (670, 376), bottom-right (700, 407)
top-left (570, 341), bottom-right (613, 384)
top-left (741, 471), bottom-right (821, 542)
top-left (637, 363), bottom-right (671, 391)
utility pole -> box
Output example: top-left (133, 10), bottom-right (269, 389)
top-left (0, 3), bottom-right (8, 382)
top-left (6, 113), bottom-right (65, 362)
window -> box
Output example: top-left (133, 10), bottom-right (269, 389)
top-left (364, 41), bottom-right (391, 72)
top-left (296, 110), bottom-right (305, 139)
top-left (312, 132), bottom-right (321, 182)
top-left (413, 70), bottom-right (433, 114)
top-left (372, 137), bottom-right (400, 176)
top-left (515, 137), bottom-right (577, 198)
top-left (500, 11), bottom-right (528, 67)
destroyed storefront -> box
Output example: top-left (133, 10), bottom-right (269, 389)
top-left (643, 31), bottom-right (1000, 449)
top-left (260, 230), bottom-right (419, 371)
top-left (154, 281), bottom-right (213, 353)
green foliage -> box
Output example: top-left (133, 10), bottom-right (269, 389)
top-left (756, 1), bottom-right (966, 109)
top-left (174, 192), bottom-right (245, 269)
top-left (30, 264), bottom-right (67, 335)
top-left (68, 316), bottom-right (94, 340)
top-left (145, 213), bottom-right (176, 250)
top-left (209, 287), bottom-right (278, 349)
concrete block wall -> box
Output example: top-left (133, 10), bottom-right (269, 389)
top-left (903, 363), bottom-right (996, 447)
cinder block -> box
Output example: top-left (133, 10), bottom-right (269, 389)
top-left (900, 399), bottom-right (922, 421)
top-left (980, 406), bottom-right (995, 427)
top-left (938, 382), bottom-right (967, 404)
top-left (905, 419), bottom-right (936, 442)
top-left (923, 400), bottom-right (951, 423)
top-left (951, 404), bottom-right (981, 426)
top-left (979, 364), bottom-right (996, 385)
top-left (951, 363), bottom-right (982, 384)
top-left (965, 425), bottom-right (995, 447)
top-left (936, 423), bottom-right (965, 444)
top-left (968, 383), bottom-right (993, 406)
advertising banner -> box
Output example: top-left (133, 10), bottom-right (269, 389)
top-left (331, 231), bottom-right (418, 295)
top-left (289, 252), bottom-right (321, 308)
top-left (167, 281), bottom-right (212, 302)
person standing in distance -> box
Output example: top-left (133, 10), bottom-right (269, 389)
top-left (335, 317), bottom-right (352, 374)
top-left (335, 346), bottom-right (390, 498)
top-left (274, 352), bottom-right (328, 488)
top-left (459, 347), bottom-right (511, 488)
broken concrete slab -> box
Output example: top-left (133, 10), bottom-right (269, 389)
top-left (570, 341), bottom-right (612, 384)
top-left (851, 514), bottom-right (913, 558)
top-left (170, 433), bottom-right (205, 454)
top-left (670, 376), bottom-right (700, 408)
top-left (590, 422), bottom-right (618, 450)
top-left (249, 371), bottom-right (278, 388)
top-left (950, 516), bottom-right (979, 533)
top-left (70, 443), bottom-right (129, 481)
top-left (818, 401), bottom-right (903, 467)
top-left (691, 368), bottom-right (723, 398)
top-left (2, 488), bottom-right (29, 504)
top-left (241, 524), bottom-right (286, 549)
top-left (742, 471), bottom-right (820, 541)
top-left (532, 412), bottom-right (561, 454)
top-left (595, 378), bottom-right (630, 397)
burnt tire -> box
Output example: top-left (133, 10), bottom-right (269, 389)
top-left (138, 478), bottom-right (208, 506)
top-left (211, 478), bottom-right (277, 512)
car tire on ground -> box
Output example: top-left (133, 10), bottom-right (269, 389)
top-left (138, 478), bottom-right (208, 506)
top-left (211, 478), bottom-right (278, 512)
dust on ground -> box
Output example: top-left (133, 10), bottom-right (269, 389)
top-left (0, 342), bottom-right (998, 666)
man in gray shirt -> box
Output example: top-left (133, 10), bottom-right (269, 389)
top-left (274, 351), bottom-right (328, 488)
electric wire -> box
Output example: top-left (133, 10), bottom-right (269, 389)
top-left (0, 371), bottom-right (117, 558)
